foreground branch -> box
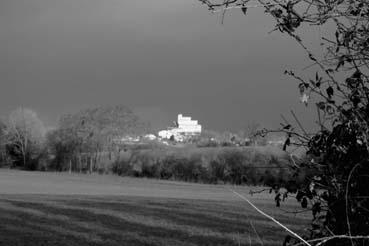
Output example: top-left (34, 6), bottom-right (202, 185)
top-left (293, 235), bottom-right (369, 246)
top-left (230, 188), bottom-right (312, 246)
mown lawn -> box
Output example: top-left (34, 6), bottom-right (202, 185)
top-left (0, 171), bottom-right (310, 246)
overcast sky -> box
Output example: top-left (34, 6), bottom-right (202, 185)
top-left (0, 0), bottom-right (322, 131)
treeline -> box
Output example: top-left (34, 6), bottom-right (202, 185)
top-left (0, 105), bottom-right (306, 188)
top-left (0, 105), bottom-right (149, 171)
top-left (112, 146), bottom-right (311, 188)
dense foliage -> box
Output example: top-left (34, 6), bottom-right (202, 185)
top-left (198, 0), bottom-right (369, 245)
top-left (46, 105), bottom-right (149, 172)
top-left (0, 105), bottom-right (149, 172)
top-left (112, 146), bottom-right (307, 186)
top-left (0, 120), bottom-right (8, 165)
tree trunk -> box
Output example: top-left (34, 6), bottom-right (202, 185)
top-left (22, 152), bottom-right (26, 168)
top-left (89, 156), bottom-right (93, 174)
top-left (21, 144), bottom-right (26, 168)
top-left (78, 154), bottom-right (81, 173)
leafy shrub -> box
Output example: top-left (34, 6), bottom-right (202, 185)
top-left (112, 158), bottom-right (133, 176)
top-left (112, 146), bottom-right (299, 186)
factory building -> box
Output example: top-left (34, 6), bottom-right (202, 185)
top-left (158, 114), bottom-right (202, 141)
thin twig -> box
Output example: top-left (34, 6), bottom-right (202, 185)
top-left (316, 104), bottom-right (323, 131)
top-left (249, 220), bottom-right (264, 246)
top-left (293, 235), bottom-right (369, 246)
top-left (280, 114), bottom-right (290, 126)
top-left (345, 162), bottom-right (361, 246)
top-left (230, 188), bottom-right (312, 246)
top-left (290, 110), bottom-right (309, 136)
top-left (249, 188), bottom-right (271, 195)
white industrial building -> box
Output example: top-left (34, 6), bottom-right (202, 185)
top-left (176, 114), bottom-right (202, 133)
top-left (158, 114), bottom-right (202, 141)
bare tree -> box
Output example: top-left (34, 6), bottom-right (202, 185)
top-left (246, 122), bottom-right (261, 145)
top-left (5, 107), bottom-right (46, 169)
top-left (48, 105), bottom-right (149, 172)
top-left (0, 119), bottom-right (8, 165)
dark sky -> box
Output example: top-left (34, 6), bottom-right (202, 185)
top-left (0, 0), bottom-right (322, 131)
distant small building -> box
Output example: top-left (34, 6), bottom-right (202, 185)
top-left (158, 114), bottom-right (202, 142)
top-left (120, 136), bottom-right (140, 143)
top-left (267, 140), bottom-right (285, 146)
top-left (143, 134), bottom-right (157, 141)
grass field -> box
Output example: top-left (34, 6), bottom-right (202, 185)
top-left (0, 170), bottom-right (310, 246)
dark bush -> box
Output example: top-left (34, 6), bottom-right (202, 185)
top-left (208, 159), bottom-right (226, 183)
top-left (110, 146), bottom-right (301, 187)
top-left (112, 158), bottom-right (133, 176)
top-left (141, 161), bottom-right (160, 178)
top-left (222, 150), bottom-right (249, 184)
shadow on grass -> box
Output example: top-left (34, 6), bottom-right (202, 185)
top-left (0, 197), bottom-right (309, 246)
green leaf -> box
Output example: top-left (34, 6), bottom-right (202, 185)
top-left (326, 86), bottom-right (334, 98)
top-left (283, 124), bottom-right (291, 130)
top-left (296, 191), bottom-right (304, 202)
top-left (326, 68), bottom-right (334, 74)
top-left (317, 102), bottom-right (325, 110)
top-left (241, 6), bottom-right (247, 15)
top-left (312, 202), bottom-right (321, 218)
top-left (301, 197), bottom-right (308, 208)
top-left (298, 83), bottom-right (305, 95)
top-left (275, 193), bottom-right (281, 207)
top-left (325, 104), bottom-right (335, 115)
top-left (309, 53), bottom-right (316, 61)
top-left (352, 70), bottom-right (361, 79)
top-left (283, 137), bottom-right (290, 151)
